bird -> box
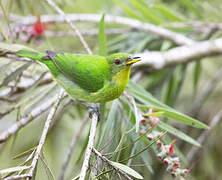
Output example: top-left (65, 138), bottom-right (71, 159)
top-left (17, 50), bottom-right (141, 103)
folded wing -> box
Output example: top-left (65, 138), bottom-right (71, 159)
top-left (50, 52), bottom-right (110, 93)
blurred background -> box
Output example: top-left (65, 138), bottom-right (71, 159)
top-left (0, 0), bottom-right (222, 179)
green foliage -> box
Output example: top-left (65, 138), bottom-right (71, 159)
top-left (109, 161), bottom-right (143, 179)
top-left (98, 14), bottom-right (107, 56)
top-left (1, 0), bottom-right (222, 180)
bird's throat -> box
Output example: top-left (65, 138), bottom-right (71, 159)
top-left (113, 66), bottom-right (131, 88)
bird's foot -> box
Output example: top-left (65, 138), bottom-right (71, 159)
top-left (79, 101), bottom-right (100, 120)
top-left (88, 103), bottom-right (100, 120)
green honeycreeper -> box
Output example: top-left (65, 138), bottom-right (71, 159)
top-left (17, 50), bottom-right (141, 103)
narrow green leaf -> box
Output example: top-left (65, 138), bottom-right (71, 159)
top-left (0, 42), bottom-right (35, 53)
top-left (113, 0), bottom-right (143, 21)
top-left (164, 71), bottom-right (176, 105)
top-left (154, 3), bottom-right (184, 22)
top-left (131, 97), bottom-right (140, 132)
top-left (76, 127), bottom-right (90, 164)
top-left (142, 104), bottom-right (209, 129)
top-left (130, 0), bottom-right (162, 24)
top-left (94, 169), bottom-right (113, 179)
top-left (0, 62), bottom-right (31, 88)
top-left (13, 146), bottom-right (36, 159)
top-left (121, 132), bottom-right (166, 163)
top-left (159, 121), bottom-right (200, 146)
top-left (140, 150), bottom-right (154, 173)
top-left (40, 154), bottom-right (55, 180)
top-left (128, 81), bottom-right (172, 110)
top-left (144, 111), bottom-right (164, 117)
top-left (98, 100), bottom-right (118, 149)
top-left (98, 14), bottom-right (107, 56)
top-left (109, 161), bottom-right (143, 179)
top-left (179, 0), bottom-right (201, 17)
top-left (128, 81), bottom-right (209, 129)
top-left (193, 60), bottom-right (202, 91)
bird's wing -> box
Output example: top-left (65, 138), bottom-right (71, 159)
top-left (50, 52), bottom-right (110, 93)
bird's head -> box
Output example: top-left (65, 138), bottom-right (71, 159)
top-left (106, 53), bottom-right (141, 76)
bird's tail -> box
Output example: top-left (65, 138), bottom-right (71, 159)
top-left (16, 50), bottom-right (46, 62)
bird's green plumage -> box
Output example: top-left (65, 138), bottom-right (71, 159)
top-left (16, 50), bottom-right (139, 102)
top-left (54, 53), bottom-right (110, 92)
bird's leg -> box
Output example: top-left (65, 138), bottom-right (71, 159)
top-left (88, 103), bottom-right (100, 120)
top-left (79, 101), bottom-right (100, 120)
top-left (79, 101), bottom-right (93, 109)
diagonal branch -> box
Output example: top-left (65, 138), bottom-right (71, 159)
top-left (79, 111), bottom-right (99, 180)
top-left (27, 89), bottom-right (65, 179)
top-left (92, 148), bottom-right (133, 180)
top-left (1, 90), bottom-right (66, 180)
top-left (0, 92), bottom-right (67, 143)
top-left (44, 0), bottom-right (92, 54)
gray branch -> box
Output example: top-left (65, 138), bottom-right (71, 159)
top-left (0, 90), bottom-right (67, 143)
top-left (79, 111), bottom-right (99, 180)
top-left (43, 1), bottom-right (92, 54)
top-left (8, 13), bottom-right (193, 45)
top-left (92, 148), bottom-right (133, 180)
top-left (27, 89), bottom-right (65, 178)
top-left (134, 37), bottom-right (222, 69)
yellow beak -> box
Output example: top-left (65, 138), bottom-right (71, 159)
top-left (124, 57), bottom-right (141, 65)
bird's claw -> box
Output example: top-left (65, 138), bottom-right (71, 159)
top-left (79, 101), bottom-right (100, 120)
top-left (88, 103), bottom-right (100, 120)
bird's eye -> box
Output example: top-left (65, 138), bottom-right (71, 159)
top-left (114, 59), bottom-right (120, 65)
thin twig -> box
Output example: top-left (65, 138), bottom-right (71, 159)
top-left (0, 92), bottom-right (67, 143)
top-left (1, 90), bottom-right (65, 180)
top-left (92, 148), bottom-right (133, 180)
top-left (187, 109), bottom-right (222, 163)
top-left (59, 114), bottom-right (89, 180)
top-left (79, 111), bottom-right (99, 180)
top-left (2, 174), bottom-right (31, 180)
top-left (44, 0), bottom-right (92, 54)
top-left (7, 13), bottom-right (193, 45)
top-left (27, 89), bottom-right (65, 178)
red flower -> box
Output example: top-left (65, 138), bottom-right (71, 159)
top-left (30, 17), bottom-right (47, 37)
top-left (168, 140), bottom-right (175, 155)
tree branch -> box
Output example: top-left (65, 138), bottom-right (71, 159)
top-left (1, 90), bottom-right (66, 180)
top-left (79, 111), bottom-right (99, 180)
top-left (0, 91), bottom-right (67, 143)
top-left (27, 89), bottom-right (65, 179)
top-left (2, 174), bottom-right (31, 180)
top-left (92, 148), bottom-right (133, 180)
top-left (44, 1), bottom-right (92, 54)
top-left (7, 13), bottom-right (193, 45)
top-left (134, 38), bottom-right (222, 69)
